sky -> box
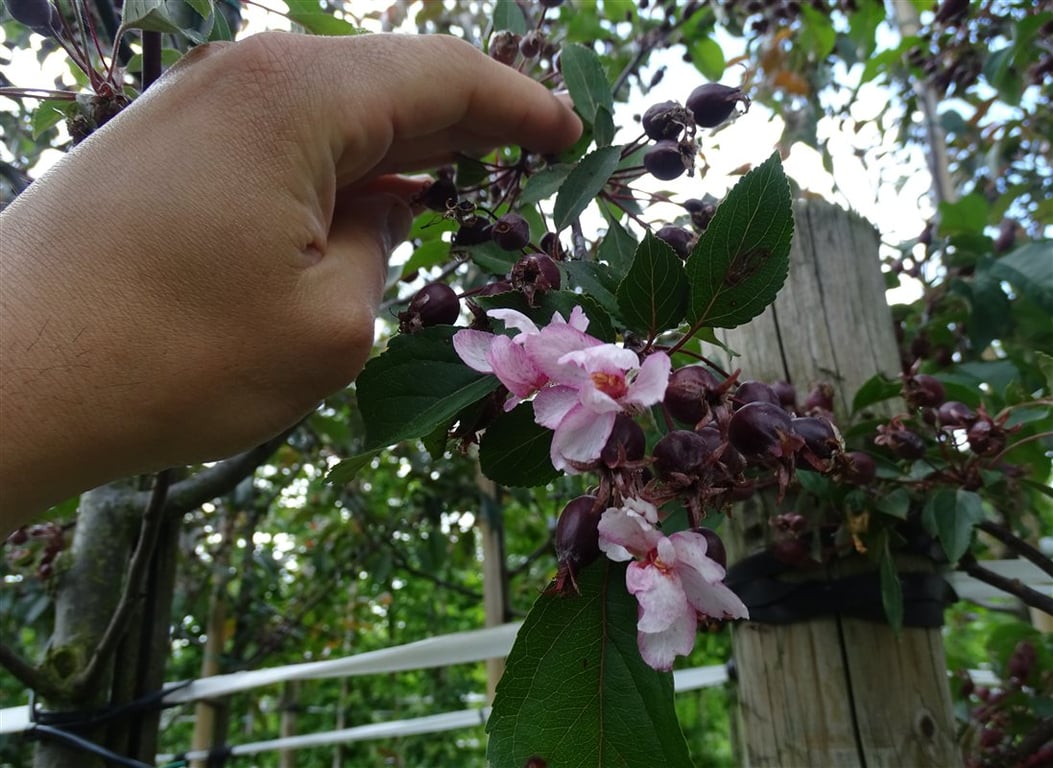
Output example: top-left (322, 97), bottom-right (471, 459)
top-left (1, 0), bottom-right (933, 303)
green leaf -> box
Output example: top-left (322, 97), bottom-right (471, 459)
top-left (286, 2), bottom-right (361, 35)
top-left (594, 105), bottom-right (616, 148)
top-left (799, 5), bottom-right (836, 58)
top-left (121, 0), bottom-right (186, 34)
top-left (559, 42), bottom-right (614, 123)
top-left (598, 214), bottom-right (639, 275)
top-left (876, 487), bottom-right (911, 520)
top-left (355, 326), bottom-right (502, 449)
top-left (851, 373), bottom-right (901, 413)
top-left (186, 0), bottom-right (211, 19)
top-left (553, 146), bottom-right (622, 232)
top-left (479, 404), bottom-right (559, 487)
top-left (491, 0), bottom-right (528, 35)
top-left (688, 37), bottom-right (725, 81)
top-left (686, 151), bottom-right (793, 329)
top-left (989, 242), bottom-right (1053, 313)
top-left (879, 539), bottom-right (904, 633)
top-left (400, 239), bottom-right (451, 279)
top-left (520, 165), bottom-right (573, 206)
top-left (486, 560), bottom-right (694, 767)
top-left (938, 193), bottom-right (989, 236)
top-left (563, 261), bottom-right (622, 320)
top-left (30, 100), bottom-right (74, 139)
top-left (125, 48), bottom-right (185, 73)
top-left (921, 488), bottom-right (984, 564)
top-left (326, 449), bottom-right (381, 485)
top-left (616, 232), bottom-right (689, 337)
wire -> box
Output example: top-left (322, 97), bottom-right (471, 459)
top-left (29, 724), bottom-right (157, 768)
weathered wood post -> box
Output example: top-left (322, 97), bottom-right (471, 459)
top-left (715, 199), bottom-right (961, 767)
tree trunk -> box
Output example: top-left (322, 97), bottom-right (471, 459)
top-left (279, 680), bottom-right (299, 768)
top-left (717, 199), bottom-right (960, 767)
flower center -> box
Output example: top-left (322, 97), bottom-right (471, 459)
top-left (590, 371), bottom-right (628, 400)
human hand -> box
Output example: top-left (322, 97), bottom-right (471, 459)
top-left (0, 31), bottom-right (582, 524)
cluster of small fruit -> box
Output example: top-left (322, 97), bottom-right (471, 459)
top-left (3, 522), bottom-right (67, 580)
top-left (957, 639), bottom-right (1051, 768)
top-left (550, 371), bottom-right (852, 589)
top-left (715, 0), bottom-right (858, 36)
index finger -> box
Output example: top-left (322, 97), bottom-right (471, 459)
top-left (303, 34), bottom-right (583, 184)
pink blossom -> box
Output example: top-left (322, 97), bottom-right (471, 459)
top-left (452, 307), bottom-right (593, 410)
top-left (598, 498), bottom-right (749, 671)
top-left (533, 345), bottom-right (670, 473)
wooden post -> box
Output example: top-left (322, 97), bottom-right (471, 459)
top-left (715, 200), bottom-right (960, 767)
top-left (477, 473), bottom-right (508, 702)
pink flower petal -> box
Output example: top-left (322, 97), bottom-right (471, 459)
top-left (671, 533), bottom-right (749, 620)
top-left (626, 561), bottom-right (689, 634)
top-left (487, 335), bottom-right (546, 398)
top-left (524, 325), bottom-right (600, 382)
top-left (532, 386), bottom-right (580, 430)
top-left (487, 308), bottom-right (539, 340)
top-left (598, 506), bottom-right (663, 560)
top-left (565, 306), bottom-right (590, 332)
top-left (550, 407), bottom-right (615, 472)
top-left (578, 381), bottom-right (624, 414)
top-left (622, 497), bottom-right (660, 525)
top-left (624, 352), bottom-right (671, 407)
top-left (669, 531), bottom-right (725, 583)
top-left (559, 344), bottom-right (640, 375)
top-left (636, 611), bottom-right (697, 671)
top-left (452, 330), bottom-right (496, 373)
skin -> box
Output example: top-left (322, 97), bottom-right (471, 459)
top-left (0, 32), bottom-right (582, 530)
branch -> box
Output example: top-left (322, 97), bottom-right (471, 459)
top-left (0, 642), bottom-right (60, 699)
top-left (71, 469), bottom-right (171, 695)
top-left (976, 520), bottom-right (1053, 579)
top-left (958, 554), bottom-right (1053, 616)
top-left (160, 430), bottom-right (292, 517)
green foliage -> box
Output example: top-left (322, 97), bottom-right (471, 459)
top-left (487, 560), bottom-right (693, 768)
top-left (616, 231), bottom-right (689, 338)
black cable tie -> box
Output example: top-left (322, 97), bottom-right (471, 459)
top-left (726, 550), bottom-right (958, 628)
top-left (28, 723), bottom-right (157, 768)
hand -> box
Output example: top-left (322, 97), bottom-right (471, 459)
top-left (0, 31), bottom-right (582, 525)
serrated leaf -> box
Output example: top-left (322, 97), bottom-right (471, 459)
top-left (876, 487), bottom-right (911, 520)
top-left (879, 539), bottom-right (904, 633)
top-left (616, 232), bottom-right (688, 337)
top-left (594, 105), bottom-right (616, 148)
top-left (686, 151), bottom-right (793, 329)
top-left (326, 449), bottom-right (381, 485)
top-left (520, 165), bottom-right (573, 205)
top-left (553, 146), bottom-right (622, 232)
top-left (479, 404), bottom-right (559, 487)
top-left (563, 260), bottom-right (622, 320)
top-left (486, 560), bottom-right (694, 768)
top-left (921, 488), bottom-right (984, 564)
top-left (186, 0), bottom-right (211, 18)
top-left (355, 326), bottom-right (502, 449)
top-left (851, 373), bottom-right (901, 413)
top-left (559, 42), bottom-right (614, 123)
top-left (491, 0), bottom-right (528, 35)
top-left (599, 214), bottom-right (638, 275)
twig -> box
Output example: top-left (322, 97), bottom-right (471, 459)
top-left (958, 554), bottom-right (1053, 616)
top-left (976, 520), bottom-right (1053, 579)
top-left (0, 642), bottom-right (60, 699)
top-left (71, 469), bottom-right (171, 695)
top-left (570, 219), bottom-right (588, 261)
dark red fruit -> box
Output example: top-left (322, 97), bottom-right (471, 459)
top-left (792, 416), bottom-right (841, 463)
top-left (978, 726), bottom-right (1004, 749)
top-left (418, 175), bottom-right (458, 212)
top-left (655, 225), bottom-right (693, 259)
top-left (683, 198), bottom-right (716, 230)
top-left (453, 219), bottom-right (493, 246)
top-left (771, 380), bottom-right (797, 409)
top-left (728, 402), bottom-right (794, 458)
top-left (5, 528), bottom-right (29, 546)
top-left (967, 418), bottom-right (1005, 457)
top-left (878, 426), bottom-right (926, 461)
top-left (905, 373), bottom-right (946, 408)
top-left (1007, 639), bottom-right (1036, 683)
top-left (802, 382), bottom-right (835, 414)
top-left (489, 30), bottom-right (521, 66)
top-left (476, 279), bottom-right (515, 298)
top-left (519, 31), bottom-right (543, 59)
top-left (664, 365), bottom-right (722, 425)
top-left (600, 414), bottom-right (646, 468)
top-left (641, 100), bottom-right (688, 141)
top-left (511, 253), bottom-right (561, 302)
top-left (696, 527), bottom-right (727, 569)
top-left (732, 380), bottom-right (780, 410)
top-left (492, 213), bottom-right (531, 251)
top-left (398, 283), bottom-right (460, 332)
top-left (653, 430), bottom-right (711, 478)
top-left (686, 83), bottom-right (749, 128)
top-left (539, 231), bottom-right (565, 260)
top-left (7, 0), bottom-right (53, 28)
top-left (935, 400), bottom-right (976, 428)
top-left (643, 140), bottom-right (688, 180)
top-left (554, 496), bottom-right (602, 592)
top-left (843, 451), bottom-right (876, 484)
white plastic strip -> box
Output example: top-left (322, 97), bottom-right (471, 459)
top-left (160, 621), bottom-right (523, 706)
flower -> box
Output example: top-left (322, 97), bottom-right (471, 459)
top-left (533, 345), bottom-right (670, 472)
top-left (598, 498), bottom-right (749, 671)
top-left (452, 307), bottom-right (595, 411)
